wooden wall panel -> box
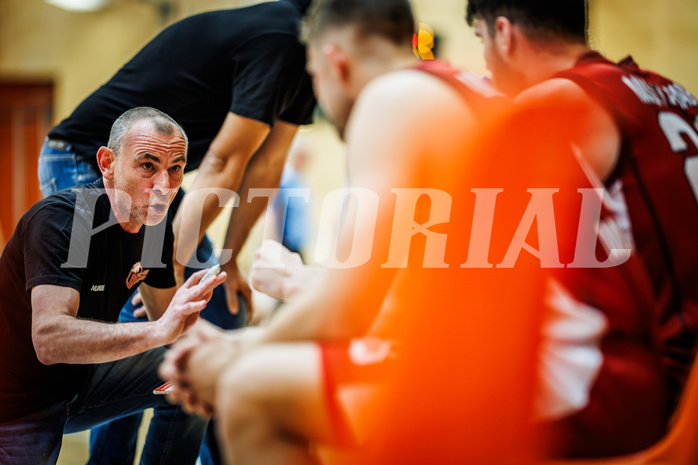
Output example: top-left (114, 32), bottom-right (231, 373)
top-left (0, 82), bottom-right (53, 251)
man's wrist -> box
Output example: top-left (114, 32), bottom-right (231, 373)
top-left (151, 319), bottom-right (175, 348)
top-left (220, 257), bottom-right (240, 274)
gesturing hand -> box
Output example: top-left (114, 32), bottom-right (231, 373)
top-left (156, 268), bottom-right (227, 345)
top-left (250, 240), bottom-right (307, 301)
top-left (159, 321), bottom-right (245, 416)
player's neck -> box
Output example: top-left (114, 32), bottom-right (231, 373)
top-left (360, 48), bottom-right (418, 83)
top-left (523, 42), bottom-right (591, 88)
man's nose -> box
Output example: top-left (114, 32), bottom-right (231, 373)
top-left (151, 169), bottom-right (170, 195)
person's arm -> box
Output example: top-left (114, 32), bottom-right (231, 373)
top-left (516, 78), bottom-right (621, 182)
top-left (173, 115), bottom-right (298, 315)
top-left (139, 283), bottom-right (176, 321)
top-left (173, 113), bottom-right (269, 279)
top-left (217, 120), bottom-right (299, 315)
top-left (30, 269), bottom-right (226, 365)
top-left (249, 239), bottom-right (324, 301)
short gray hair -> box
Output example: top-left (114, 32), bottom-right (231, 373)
top-left (107, 107), bottom-right (188, 156)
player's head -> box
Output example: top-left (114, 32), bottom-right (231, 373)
top-left (281, 0), bottom-right (313, 15)
top-left (107, 106), bottom-right (188, 158)
top-left (303, 0), bottom-right (414, 48)
top-left (466, 0), bottom-right (587, 43)
top-left (466, 0), bottom-right (588, 96)
top-left (301, 0), bottom-right (415, 138)
top-left (99, 107), bottom-right (188, 231)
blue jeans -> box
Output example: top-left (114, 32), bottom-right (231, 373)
top-left (0, 348), bottom-right (207, 465)
top-left (38, 139), bottom-right (96, 196)
top-left (39, 139), bottom-right (245, 465)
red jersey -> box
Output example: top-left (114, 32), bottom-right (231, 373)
top-left (558, 52), bottom-right (698, 406)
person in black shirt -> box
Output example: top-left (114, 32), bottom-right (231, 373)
top-left (0, 107), bottom-right (225, 464)
top-left (38, 2), bottom-right (315, 462)
top-left (40, 0), bottom-right (316, 318)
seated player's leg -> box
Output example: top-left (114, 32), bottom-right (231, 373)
top-left (215, 343), bottom-right (336, 465)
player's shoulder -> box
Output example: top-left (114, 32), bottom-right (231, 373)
top-left (345, 68), bottom-right (478, 168)
top-left (28, 200), bottom-right (78, 235)
top-left (27, 184), bottom-right (106, 230)
top-left (356, 68), bottom-right (476, 124)
top-left (516, 77), bottom-right (613, 127)
top-left (517, 78), bottom-right (590, 107)
top-left (367, 68), bottom-right (465, 102)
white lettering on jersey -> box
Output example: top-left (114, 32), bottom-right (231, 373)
top-left (623, 75), bottom-right (698, 111)
top-left (663, 82), bottom-right (698, 111)
top-left (598, 179), bottom-right (635, 254)
top-left (90, 284), bottom-right (105, 292)
top-left (570, 144), bottom-right (636, 255)
top-left (622, 75), bottom-right (666, 106)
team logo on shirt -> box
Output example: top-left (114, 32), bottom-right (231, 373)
top-left (126, 262), bottom-right (150, 289)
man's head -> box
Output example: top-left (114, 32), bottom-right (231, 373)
top-left (466, 0), bottom-right (587, 43)
top-left (466, 0), bottom-right (588, 96)
top-left (302, 0), bottom-right (415, 137)
top-left (98, 107), bottom-right (188, 233)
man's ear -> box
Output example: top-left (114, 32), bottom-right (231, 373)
top-left (324, 44), bottom-right (350, 86)
top-left (494, 16), bottom-right (514, 57)
top-left (96, 146), bottom-right (116, 179)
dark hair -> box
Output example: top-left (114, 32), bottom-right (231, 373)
top-left (302, 0), bottom-right (415, 47)
top-left (281, 0), bottom-right (312, 15)
top-left (465, 0), bottom-right (588, 44)
top-left (108, 106), bottom-right (188, 156)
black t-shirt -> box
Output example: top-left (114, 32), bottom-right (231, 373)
top-left (49, 1), bottom-right (316, 172)
top-left (0, 179), bottom-right (175, 421)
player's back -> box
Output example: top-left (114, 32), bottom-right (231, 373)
top-left (558, 52), bottom-right (698, 408)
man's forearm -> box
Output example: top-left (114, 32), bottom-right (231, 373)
top-left (221, 130), bottom-right (294, 268)
top-left (33, 315), bottom-right (169, 365)
top-left (221, 184), bottom-right (278, 270)
top-left (172, 113), bottom-right (274, 268)
top-left (174, 150), bottom-right (248, 267)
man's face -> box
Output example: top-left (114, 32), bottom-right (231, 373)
top-left (475, 18), bottom-right (525, 96)
top-left (110, 120), bottom-right (186, 232)
top-left (307, 39), bottom-right (354, 139)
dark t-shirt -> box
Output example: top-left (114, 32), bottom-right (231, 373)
top-left (0, 179), bottom-right (175, 421)
top-left (49, 1), bottom-right (316, 172)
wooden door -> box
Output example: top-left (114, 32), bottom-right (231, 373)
top-left (0, 81), bottom-right (53, 251)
